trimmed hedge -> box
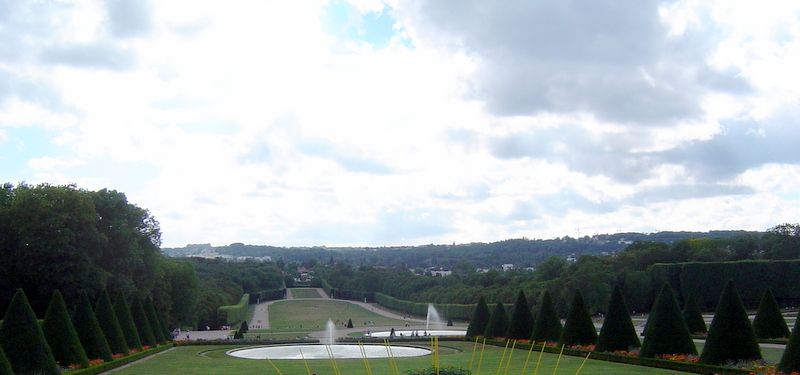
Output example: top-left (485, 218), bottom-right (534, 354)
top-left (752, 287), bottom-right (790, 339)
top-left (129, 296), bottom-right (157, 347)
top-left (505, 290), bottom-right (534, 340)
top-left (483, 301), bottom-right (509, 339)
top-left (113, 293), bottom-right (142, 351)
top-left (650, 260), bottom-right (800, 310)
top-left (699, 280), bottom-right (761, 365)
top-left (559, 290), bottom-right (597, 346)
top-left (0, 344), bottom-right (12, 375)
top-left (531, 290), bottom-right (562, 343)
top-left (0, 288), bottom-right (59, 375)
top-left (42, 290), bottom-right (89, 369)
top-left (143, 296), bottom-right (167, 345)
top-left (682, 294), bottom-right (707, 335)
top-left (465, 296), bottom-right (490, 338)
top-left (374, 293), bottom-right (477, 320)
top-left (72, 293), bottom-right (113, 362)
top-left (248, 288), bottom-right (286, 304)
top-left (68, 343), bottom-right (174, 375)
top-left (94, 290), bottom-right (129, 356)
top-left (640, 284), bottom-right (696, 358)
top-left (779, 317), bottom-right (800, 373)
top-left (595, 285), bottom-right (640, 352)
top-left (218, 294), bottom-right (250, 326)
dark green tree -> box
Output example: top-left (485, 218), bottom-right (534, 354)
top-left (95, 290), bottom-right (129, 356)
top-left (531, 290), bottom-right (561, 343)
top-left (41, 290), bottom-right (89, 369)
top-left (682, 294), bottom-right (707, 335)
top-left (0, 344), bottom-right (13, 375)
top-left (72, 293), bottom-right (113, 362)
top-left (752, 288), bottom-right (790, 339)
top-left (779, 317), bottom-right (800, 373)
top-left (129, 296), bottom-right (157, 347)
top-left (639, 284), bottom-right (696, 358)
top-left (558, 290), bottom-right (597, 346)
top-left (595, 285), bottom-right (640, 352)
top-left (0, 289), bottom-right (59, 375)
top-left (240, 320), bottom-right (249, 333)
top-left (505, 290), bottom-right (535, 340)
top-left (483, 302), bottom-right (509, 339)
top-left (143, 296), bottom-right (167, 344)
top-left (466, 296), bottom-right (491, 338)
top-left (113, 293), bottom-right (142, 351)
top-left (699, 280), bottom-right (761, 365)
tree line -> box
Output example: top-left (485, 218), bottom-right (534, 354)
top-left (0, 183), bottom-right (284, 331)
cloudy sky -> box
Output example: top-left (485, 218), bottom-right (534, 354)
top-left (2, 0), bottom-right (800, 248)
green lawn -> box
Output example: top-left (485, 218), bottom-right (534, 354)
top-left (110, 341), bottom-right (693, 375)
top-left (290, 288), bottom-right (325, 298)
top-left (259, 299), bottom-right (411, 334)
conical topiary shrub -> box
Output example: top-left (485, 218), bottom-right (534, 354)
top-left (506, 290), bottom-right (535, 340)
top-left (682, 294), bottom-right (707, 335)
top-left (639, 284), bottom-right (697, 358)
top-left (143, 296), bottom-right (167, 345)
top-left (113, 293), bottom-right (142, 351)
top-left (467, 296), bottom-right (491, 338)
top-left (531, 290), bottom-right (561, 343)
top-left (595, 285), bottom-right (640, 352)
top-left (559, 290), bottom-right (597, 347)
top-left (699, 280), bottom-right (761, 365)
top-left (72, 293), bottom-right (113, 362)
top-left (778, 316), bottom-right (800, 373)
top-left (0, 288), bottom-right (59, 375)
top-left (240, 320), bottom-right (249, 333)
top-left (42, 290), bottom-right (90, 369)
top-left (483, 302), bottom-right (510, 339)
top-left (0, 344), bottom-right (13, 375)
top-left (95, 290), bottom-right (130, 356)
top-left (752, 288), bottom-right (789, 339)
top-left (346, 319), bottom-right (353, 328)
top-left (129, 296), bottom-right (157, 347)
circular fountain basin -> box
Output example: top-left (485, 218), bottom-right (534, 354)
top-left (369, 330), bottom-right (466, 338)
top-left (227, 344), bottom-right (432, 360)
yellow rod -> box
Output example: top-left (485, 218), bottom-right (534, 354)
top-left (573, 351), bottom-right (591, 375)
top-left (551, 345), bottom-right (565, 375)
top-left (495, 339), bottom-right (511, 375)
top-left (265, 358), bottom-right (284, 375)
top-left (298, 348), bottom-right (312, 375)
top-left (533, 342), bottom-right (546, 375)
top-left (469, 337), bottom-right (480, 372)
top-left (477, 337), bottom-right (487, 375)
top-left (520, 341), bottom-right (536, 375)
top-left (503, 340), bottom-right (517, 375)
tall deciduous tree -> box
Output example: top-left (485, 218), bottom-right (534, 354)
top-left (640, 284), bottom-right (696, 358)
top-left (699, 280), bottom-right (761, 365)
top-left (682, 294), bottom-right (707, 335)
top-left (72, 293), bottom-right (113, 362)
top-left (559, 290), bottom-right (597, 346)
top-left (531, 290), bottom-right (561, 343)
top-left (466, 296), bottom-right (491, 338)
top-left (95, 290), bottom-right (129, 356)
top-left (505, 290), bottom-right (535, 340)
top-left (752, 288), bottom-right (790, 339)
top-left (483, 302), bottom-right (509, 339)
top-left (41, 290), bottom-right (89, 369)
top-left (595, 285), bottom-right (640, 352)
top-left (0, 289), bottom-right (59, 375)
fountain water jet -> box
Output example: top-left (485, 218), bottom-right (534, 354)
top-left (325, 319), bottom-right (335, 345)
top-left (426, 304), bottom-right (444, 333)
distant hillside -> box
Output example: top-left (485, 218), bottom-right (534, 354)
top-left (163, 230), bottom-right (760, 269)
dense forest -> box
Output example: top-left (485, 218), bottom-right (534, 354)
top-left (317, 227), bottom-right (800, 316)
top-left (164, 229), bottom-right (761, 269)
top-left (0, 183), bottom-right (284, 330)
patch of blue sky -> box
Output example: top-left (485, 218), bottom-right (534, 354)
top-left (0, 126), bottom-right (58, 180)
top-left (322, 0), bottom-right (412, 50)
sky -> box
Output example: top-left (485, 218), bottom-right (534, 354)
top-left (2, 0), bottom-right (800, 248)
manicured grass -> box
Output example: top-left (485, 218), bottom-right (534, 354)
top-left (108, 341), bottom-right (692, 375)
top-left (290, 288), bottom-right (325, 299)
top-left (264, 299), bottom-right (410, 333)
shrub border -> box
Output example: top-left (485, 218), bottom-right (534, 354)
top-left (68, 343), bottom-right (175, 375)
